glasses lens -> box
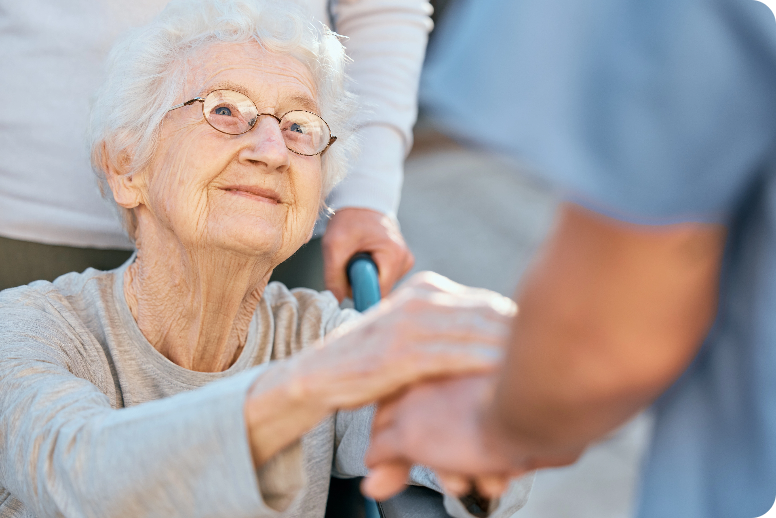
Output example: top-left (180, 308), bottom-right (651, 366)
top-left (202, 90), bottom-right (258, 135)
top-left (279, 111), bottom-right (330, 155)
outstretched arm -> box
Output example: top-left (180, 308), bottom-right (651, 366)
top-left (493, 203), bottom-right (725, 455)
top-left (364, 202), bottom-right (726, 496)
top-left (0, 274), bottom-right (509, 517)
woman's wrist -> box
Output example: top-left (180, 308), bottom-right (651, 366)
top-left (244, 356), bottom-right (333, 468)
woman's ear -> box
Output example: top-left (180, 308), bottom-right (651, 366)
top-left (101, 142), bottom-right (144, 209)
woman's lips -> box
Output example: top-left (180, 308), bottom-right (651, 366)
top-left (222, 185), bottom-right (282, 204)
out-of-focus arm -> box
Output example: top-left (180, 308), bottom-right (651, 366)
top-left (327, 0), bottom-right (433, 218)
top-left (492, 203), bottom-right (727, 458)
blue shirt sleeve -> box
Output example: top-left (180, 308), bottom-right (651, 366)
top-left (423, 0), bottom-right (776, 224)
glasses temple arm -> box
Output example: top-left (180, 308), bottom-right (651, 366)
top-left (168, 97), bottom-right (205, 112)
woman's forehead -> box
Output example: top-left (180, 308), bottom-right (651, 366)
top-left (188, 42), bottom-right (318, 112)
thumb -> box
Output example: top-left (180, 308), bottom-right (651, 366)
top-left (361, 461), bottom-right (412, 501)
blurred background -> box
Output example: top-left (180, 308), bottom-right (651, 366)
top-left (393, 1), bottom-right (655, 516)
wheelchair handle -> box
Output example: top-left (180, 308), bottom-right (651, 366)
top-left (344, 253), bottom-right (384, 518)
top-left (346, 253), bottom-right (381, 312)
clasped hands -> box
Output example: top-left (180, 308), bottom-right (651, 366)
top-left (246, 270), bottom-right (574, 504)
top-left (320, 209), bottom-right (530, 499)
top-left (355, 274), bottom-right (583, 504)
top-left (351, 274), bottom-right (523, 503)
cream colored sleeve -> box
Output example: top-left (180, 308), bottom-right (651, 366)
top-left (326, 0), bottom-right (433, 219)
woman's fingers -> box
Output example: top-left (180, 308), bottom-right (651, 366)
top-left (309, 271), bottom-right (518, 411)
top-left (323, 347), bottom-right (499, 410)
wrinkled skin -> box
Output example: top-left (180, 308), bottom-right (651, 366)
top-left (102, 41), bottom-right (509, 472)
top-left (107, 42), bottom-right (323, 372)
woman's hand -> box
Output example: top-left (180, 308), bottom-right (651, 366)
top-left (244, 272), bottom-right (516, 468)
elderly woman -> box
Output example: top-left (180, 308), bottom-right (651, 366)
top-left (0, 0), bottom-right (531, 517)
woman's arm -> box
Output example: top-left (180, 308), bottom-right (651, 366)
top-left (0, 274), bottom-right (508, 517)
top-left (244, 273), bottom-right (513, 466)
top-left (0, 324), bottom-right (270, 518)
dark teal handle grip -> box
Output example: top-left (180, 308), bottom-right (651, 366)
top-left (345, 253), bottom-right (383, 518)
top-left (346, 253), bottom-right (381, 312)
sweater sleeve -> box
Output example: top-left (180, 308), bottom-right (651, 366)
top-left (326, 0), bottom-right (433, 218)
top-left (0, 304), bottom-right (290, 518)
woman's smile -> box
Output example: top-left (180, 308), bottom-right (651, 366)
top-left (222, 185), bottom-right (282, 205)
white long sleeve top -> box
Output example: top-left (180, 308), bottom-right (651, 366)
top-left (0, 0), bottom-right (430, 249)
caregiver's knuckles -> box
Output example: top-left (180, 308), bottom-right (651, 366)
top-left (364, 375), bottom-right (530, 478)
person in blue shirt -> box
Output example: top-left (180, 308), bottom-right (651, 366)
top-left (357, 0), bottom-right (776, 516)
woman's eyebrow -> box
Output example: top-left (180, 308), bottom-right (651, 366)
top-left (201, 82), bottom-right (319, 113)
top-left (286, 94), bottom-right (319, 113)
top-left (203, 81), bottom-right (251, 97)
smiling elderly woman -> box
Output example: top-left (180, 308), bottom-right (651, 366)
top-left (0, 1), bottom-right (532, 517)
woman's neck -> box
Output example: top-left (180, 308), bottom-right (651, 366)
top-left (123, 225), bottom-right (272, 373)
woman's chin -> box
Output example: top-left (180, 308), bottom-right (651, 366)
top-left (197, 203), bottom-right (314, 262)
top-left (200, 223), bottom-right (283, 259)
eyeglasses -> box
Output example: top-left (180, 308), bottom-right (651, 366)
top-left (168, 89), bottom-right (337, 156)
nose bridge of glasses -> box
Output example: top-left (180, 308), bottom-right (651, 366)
top-left (255, 112), bottom-right (282, 126)
top-left (247, 113), bottom-right (289, 152)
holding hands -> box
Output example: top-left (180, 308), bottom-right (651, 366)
top-left (244, 272), bottom-right (515, 468)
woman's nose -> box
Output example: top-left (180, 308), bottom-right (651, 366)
top-left (238, 115), bottom-right (290, 170)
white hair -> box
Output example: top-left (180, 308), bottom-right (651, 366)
top-left (89, 0), bottom-right (358, 239)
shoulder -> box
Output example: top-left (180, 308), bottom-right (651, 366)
top-left (0, 269), bottom-right (115, 363)
top-left (0, 268), bottom-right (113, 318)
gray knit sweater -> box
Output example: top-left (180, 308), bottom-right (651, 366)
top-left (0, 262), bottom-right (532, 518)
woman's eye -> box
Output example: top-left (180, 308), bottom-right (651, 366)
top-left (214, 106), bottom-right (232, 116)
top-left (289, 122), bottom-right (305, 134)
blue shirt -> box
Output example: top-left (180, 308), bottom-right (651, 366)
top-left (422, 0), bottom-right (776, 515)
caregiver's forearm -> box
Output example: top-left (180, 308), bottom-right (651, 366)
top-left (490, 203), bottom-right (725, 454)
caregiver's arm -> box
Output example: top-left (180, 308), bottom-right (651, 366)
top-left (322, 0), bottom-right (432, 300)
top-left (363, 202), bottom-right (727, 495)
top-left (492, 203), bottom-right (726, 456)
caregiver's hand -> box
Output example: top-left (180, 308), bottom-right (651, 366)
top-left (323, 208), bottom-right (414, 301)
top-left (244, 272), bottom-right (516, 467)
top-left (362, 375), bottom-right (583, 501)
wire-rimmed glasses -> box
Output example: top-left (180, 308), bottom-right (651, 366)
top-left (168, 89), bottom-right (337, 156)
